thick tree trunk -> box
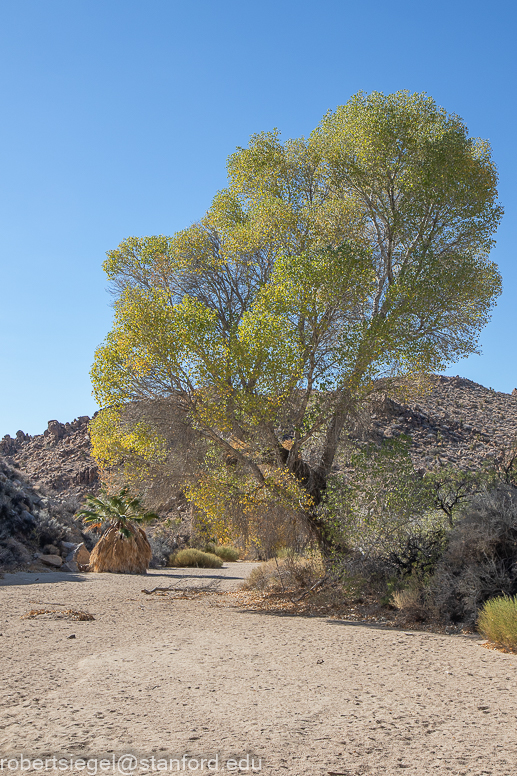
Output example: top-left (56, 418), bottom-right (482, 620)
top-left (277, 395), bottom-right (355, 557)
top-left (317, 393), bottom-right (354, 479)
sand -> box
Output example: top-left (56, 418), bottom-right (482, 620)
top-left (1, 564), bottom-right (516, 776)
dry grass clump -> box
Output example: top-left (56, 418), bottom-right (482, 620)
top-left (391, 586), bottom-right (427, 621)
top-left (205, 543), bottom-right (240, 562)
top-left (169, 548), bottom-right (223, 568)
top-left (22, 609), bottom-right (94, 621)
top-left (477, 595), bottom-right (517, 651)
top-left (242, 552), bottom-right (324, 593)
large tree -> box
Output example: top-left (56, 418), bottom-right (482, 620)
top-left (90, 91), bottom-right (502, 551)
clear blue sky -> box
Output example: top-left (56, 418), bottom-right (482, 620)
top-left (1, 0), bottom-right (516, 437)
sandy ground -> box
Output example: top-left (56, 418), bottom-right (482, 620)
top-left (1, 564), bottom-right (517, 776)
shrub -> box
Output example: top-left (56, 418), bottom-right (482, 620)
top-left (391, 585), bottom-right (427, 621)
top-left (211, 545), bottom-right (239, 562)
top-left (385, 528), bottom-right (448, 580)
top-left (169, 548), bottom-right (223, 568)
top-left (243, 559), bottom-right (284, 591)
top-left (149, 522), bottom-right (186, 567)
top-left (478, 595), bottom-right (517, 650)
top-left (428, 485), bottom-right (517, 625)
top-left (243, 553), bottom-right (324, 592)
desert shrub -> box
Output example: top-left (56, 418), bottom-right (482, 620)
top-left (478, 595), bottom-right (517, 650)
top-left (34, 514), bottom-right (71, 548)
top-left (210, 545), bottom-right (239, 562)
top-left (428, 485), bottom-right (517, 625)
top-left (149, 533), bottom-right (177, 567)
top-left (243, 553), bottom-right (324, 592)
top-left (385, 528), bottom-right (448, 580)
top-left (242, 559), bottom-right (282, 591)
top-left (169, 548), bottom-right (223, 568)
top-left (391, 585), bottom-right (427, 621)
top-left (148, 521), bottom-right (186, 567)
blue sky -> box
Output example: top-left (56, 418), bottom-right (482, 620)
top-left (0, 0), bottom-right (516, 436)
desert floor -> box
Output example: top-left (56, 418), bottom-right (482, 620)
top-left (1, 564), bottom-right (516, 776)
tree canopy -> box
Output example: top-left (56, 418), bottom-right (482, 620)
top-left (90, 90), bottom-right (502, 550)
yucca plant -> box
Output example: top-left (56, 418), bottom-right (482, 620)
top-left (77, 489), bottom-right (158, 574)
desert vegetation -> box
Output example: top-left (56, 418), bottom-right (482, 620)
top-left (478, 594), bottom-right (517, 651)
top-left (89, 90), bottom-right (502, 562)
top-left (77, 490), bottom-right (157, 574)
top-left (169, 548), bottom-right (223, 568)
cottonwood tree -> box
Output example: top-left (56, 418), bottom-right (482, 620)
top-left (90, 91), bottom-right (502, 552)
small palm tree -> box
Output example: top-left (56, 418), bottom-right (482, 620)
top-left (77, 489), bottom-right (158, 574)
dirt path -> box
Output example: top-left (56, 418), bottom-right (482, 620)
top-left (1, 565), bottom-right (516, 775)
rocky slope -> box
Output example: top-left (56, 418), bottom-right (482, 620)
top-left (0, 415), bottom-right (99, 502)
top-left (356, 375), bottom-right (517, 471)
top-left (0, 457), bottom-right (90, 573)
top-left (3, 376), bottom-right (517, 503)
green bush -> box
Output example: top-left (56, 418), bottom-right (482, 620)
top-left (213, 545), bottom-right (240, 562)
top-left (478, 595), bottom-right (517, 650)
top-left (204, 543), bottom-right (239, 561)
top-left (169, 549), bottom-right (223, 568)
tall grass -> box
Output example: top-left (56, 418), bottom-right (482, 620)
top-left (478, 595), bottom-right (517, 650)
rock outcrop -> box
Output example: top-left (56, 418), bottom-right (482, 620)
top-left (351, 375), bottom-right (517, 472)
top-left (0, 415), bottom-right (99, 501)
top-left (0, 458), bottom-right (90, 572)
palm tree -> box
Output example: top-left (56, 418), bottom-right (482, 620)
top-left (77, 489), bottom-right (158, 574)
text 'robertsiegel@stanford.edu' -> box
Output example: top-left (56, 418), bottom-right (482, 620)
top-left (0, 754), bottom-right (263, 773)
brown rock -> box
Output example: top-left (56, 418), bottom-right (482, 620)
top-left (61, 561), bottom-right (78, 572)
top-left (73, 543), bottom-right (90, 565)
top-left (39, 554), bottom-right (63, 568)
top-left (43, 544), bottom-right (60, 555)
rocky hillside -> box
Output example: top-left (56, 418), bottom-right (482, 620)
top-left (2, 376), bottom-right (517, 500)
top-left (356, 375), bottom-right (517, 471)
top-left (0, 416), bottom-right (99, 502)
top-left (0, 457), bottom-right (90, 573)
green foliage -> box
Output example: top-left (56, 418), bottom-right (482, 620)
top-left (323, 436), bottom-right (439, 557)
top-left (324, 435), bottom-right (497, 564)
top-left (77, 489), bottom-right (158, 540)
top-left (478, 595), bottom-right (517, 650)
top-left (205, 543), bottom-right (240, 561)
top-left (90, 90), bottom-right (503, 546)
top-left (423, 464), bottom-right (497, 526)
top-left (169, 548), bottom-right (223, 568)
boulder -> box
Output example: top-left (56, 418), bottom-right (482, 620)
top-left (43, 544), bottom-right (60, 555)
top-left (68, 543), bottom-right (90, 565)
top-left (46, 420), bottom-right (66, 440)
top-left (39, 554), bottom-right (63, 568)
top-left (61, 561), bottom-right (78, 572)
